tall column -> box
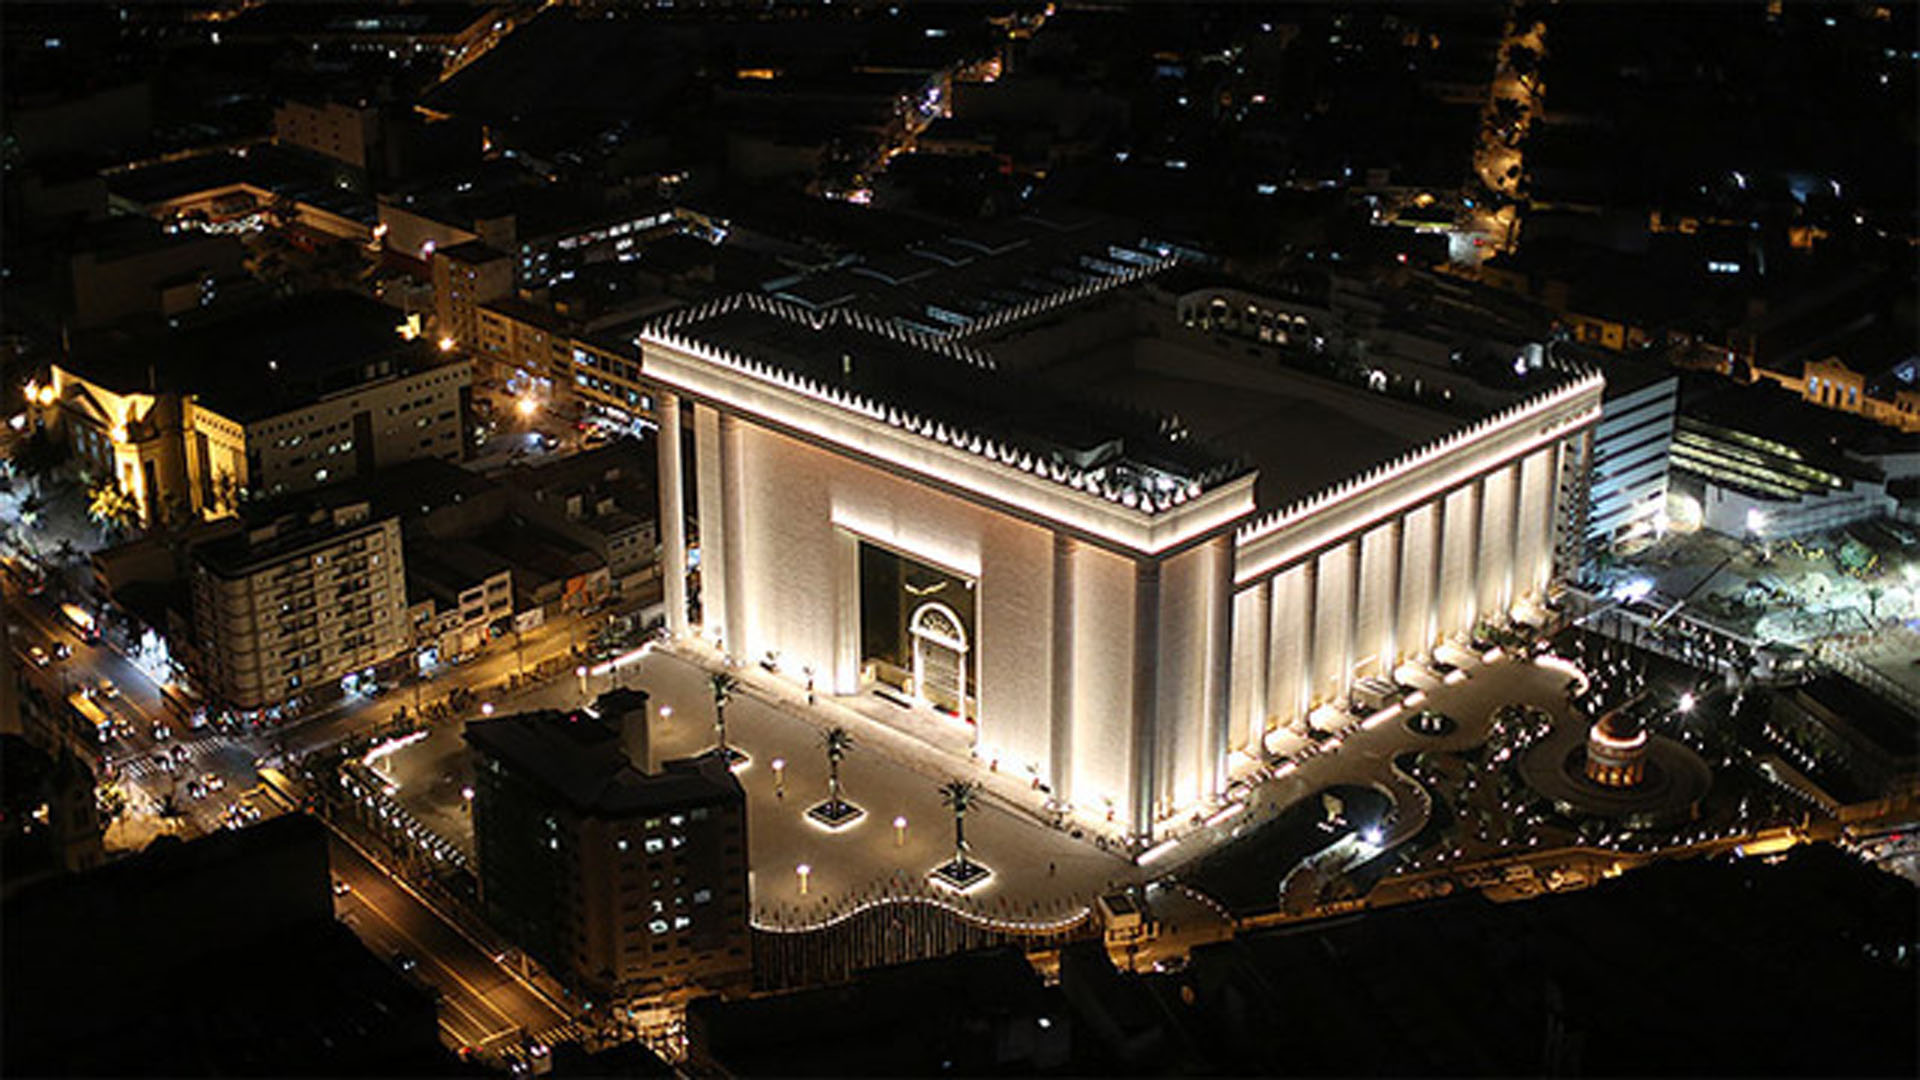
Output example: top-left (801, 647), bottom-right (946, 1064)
top-left (1203, 535), bottom-right (1233, 798)
top-left (693, 404), bottom-right (728, 648)
top-left (1341, 537), bottom-right (1362, 699)
top-left (832, 529), bottom-right (860, 694)
top-left (1382, 516), bottom-right (1405, 674)
top-left (1296, 559), bottom-right (1319, 717)
top-left (1047, 534), bottom-right (1076, 809)
top-left (1465, 475), bottom-right (1487, 631)
top-left (1502, 461), bottom-right (1524, 614)
top-left (655, 389), bottom-right (688, 637)
top-left (1426, 494), bottom-right (1448, 657)
top-left (1244, 579), bottom-right (1271, 755)
top-left (719, 413), bottom-right (749, 662)
top-left (1129, 559), bottom-right (1160, 840)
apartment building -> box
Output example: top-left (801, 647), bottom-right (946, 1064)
top-left (431, 241), bottom-right (515, 353)
top-left (189, 499), bottom-right (408, 713)
top-left (467, 690), bottom-right (750, 1002)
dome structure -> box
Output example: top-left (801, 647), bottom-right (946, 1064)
top-left (1585, 706), bottom-right (1650, 788)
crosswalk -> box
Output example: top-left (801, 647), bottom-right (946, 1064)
top-left (106, 731), bottom-right (231, 781)
top-left (527, 1021), bottom-right (587, 1050)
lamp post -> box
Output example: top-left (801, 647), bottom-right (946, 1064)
top-left (893, 815), bottom-right (908, 847)
top-left (576, 664), bottom-right (589, 700)
top-left (771, 758), bottom-right (785, 797)
top-left (796, 862), bottom-right (811, 896)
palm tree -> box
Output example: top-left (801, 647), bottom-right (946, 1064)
top-left (938, 779), bottom-right (980, 869)
top-left (87, 481), bottom-right (140, 540)
top-left (709, 671), bottom-right (740, 759)
top-left (822, 727), bottom-right (853, 812)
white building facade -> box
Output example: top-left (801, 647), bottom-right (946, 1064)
top-left (642, 301), bottom-right (1603, 840)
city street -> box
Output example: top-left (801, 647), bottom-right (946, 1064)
top-left (328, 830), bottom-right (577, 1055)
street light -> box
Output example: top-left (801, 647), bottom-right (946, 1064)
top-left (516, 396), bottom-right (538, 419)
top-left (576, 664), bottom-right (589, 699)
top-left (1677, 692), bottom-right (1696, 713)
top-left (796, 862), bottom-right (811, 896)
top-left (893, 815), bottom-right (908, 846)
top-left (771, 758), bottom-right (785, 797)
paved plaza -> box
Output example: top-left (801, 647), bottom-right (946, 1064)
top-left (380, 630), bottom-right (1608, 937)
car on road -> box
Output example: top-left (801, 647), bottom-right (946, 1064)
top-left (202, 773), bottom-right (224, 792)
top-left (96, 678), bottom-right (119, 700)
top-left (151, 722), bottom-right (172, 742)
top-left (332, 878), bottom-right (351, 897)
top-left (27, 645), bottom-right (49, 667)
top-left (52, 642), bottom-right (71, 660)
top-left (113, 720), bottom-right (135, 740)
top-left (391, 951), bottom-right (417, 973)
top-left (186, 779), bottom-right (207, 800)
top-left (153, 754), bottom-right (175, 773)
top-left (170, 743), bottom-right (189, 762)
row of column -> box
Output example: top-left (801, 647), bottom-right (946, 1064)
top-left (1236, 449), bottom-right (1561, 751)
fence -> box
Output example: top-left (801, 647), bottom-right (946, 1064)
top-left (749, 889), bottom-right (1098, 992)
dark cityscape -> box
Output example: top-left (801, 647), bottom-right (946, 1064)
top-left (1, 2), bottom-right (1915, 1076)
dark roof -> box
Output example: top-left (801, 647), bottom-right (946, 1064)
top-left (654, 294), bottom-right (1247, 506)
top-left (465, 702), bottom-right (742, 817)
top-left (68, 291), bottom-right (438, 424)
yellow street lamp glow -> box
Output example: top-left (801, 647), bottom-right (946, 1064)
top-left (893, 815), bottom-right (907, 846)
top-left (516, 396), bottom-right (538, 418)
top-left (109, 424), bottom-right (128, 444)
top-left (438, 336), bottom-right (457, 353)
top-left (38, 385), bottom-right (55, 406)
top-left (796, 862), bottom-right (811, 895)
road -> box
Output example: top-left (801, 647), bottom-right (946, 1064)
top-left (5, 573), bottom-right (259, 839)
top-left (329, 828), bottom-right (577, 1055)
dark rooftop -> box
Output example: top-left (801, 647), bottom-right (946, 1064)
top-left (68, 291), bottom-right (441, 425)
top-left (465, 699), bottom-right (743, 816)
top-left (650, 291), bottom-right (1247, 510)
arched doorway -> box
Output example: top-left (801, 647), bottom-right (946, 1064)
top-left (909, 601), bottom-right (970, 723)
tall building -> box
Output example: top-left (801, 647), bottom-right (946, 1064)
top-left (467, 690), bottom-right (750, 1003)
top-left (188, 497), bottom-right (408, 713)
top-left (431, 241), bottom-right (514, 352)
top-left (1584, 358), bottom-right (1678, 557)
top-left (642, 268), bottom-right (1602, 839)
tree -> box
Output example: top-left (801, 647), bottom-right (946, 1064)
top-left (9, 428), bottom-right (68, 495)
top-left (709, 671), bottom-right (740, 759)
top-left (87, 481), bottom-right (140, 540)
top-left (821, 726), bottom-right (854, 813)
top-left (938, 779), bottom-right (981, 869)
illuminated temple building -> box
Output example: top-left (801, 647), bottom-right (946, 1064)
top-left (641, 267), bottom-right (1605, 839)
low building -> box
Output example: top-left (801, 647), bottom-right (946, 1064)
top-left (1669, 375), bottom-right (1911, 539)
top-left (406, 541), bottom-right (514, 666)
top-left (67, 216), bottom-right (247, 329)
top-left (189, 497), bottom-right (408, 714)
top-left (467, 692), bottom-right (750, 1003)
top-left (42, 292), bottom-right (471, 526)
top-left (505, 439), bottom-right (659, 593)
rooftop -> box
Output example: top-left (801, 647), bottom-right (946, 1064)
top-left (68, 291), bottom-right (441, 425)
top-left (644, 289), bottom-right (1248, 514)
top-left (465, 700), bottom-right (743, 816)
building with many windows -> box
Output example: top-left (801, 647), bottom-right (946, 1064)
top-left (641, 271), bottom-right (1602, 840)
top-left (188, 497), bottom-right (408, 713)
top-left (467, 690), bottom-right (750, 1003)
top-left (1585, 358), bottom-right (1678, 557)
top-left (41, 292), bottom-right (471, 525)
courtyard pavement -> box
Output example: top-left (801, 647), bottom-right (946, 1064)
top-left (382, 632), bottom-right (1607, 938)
